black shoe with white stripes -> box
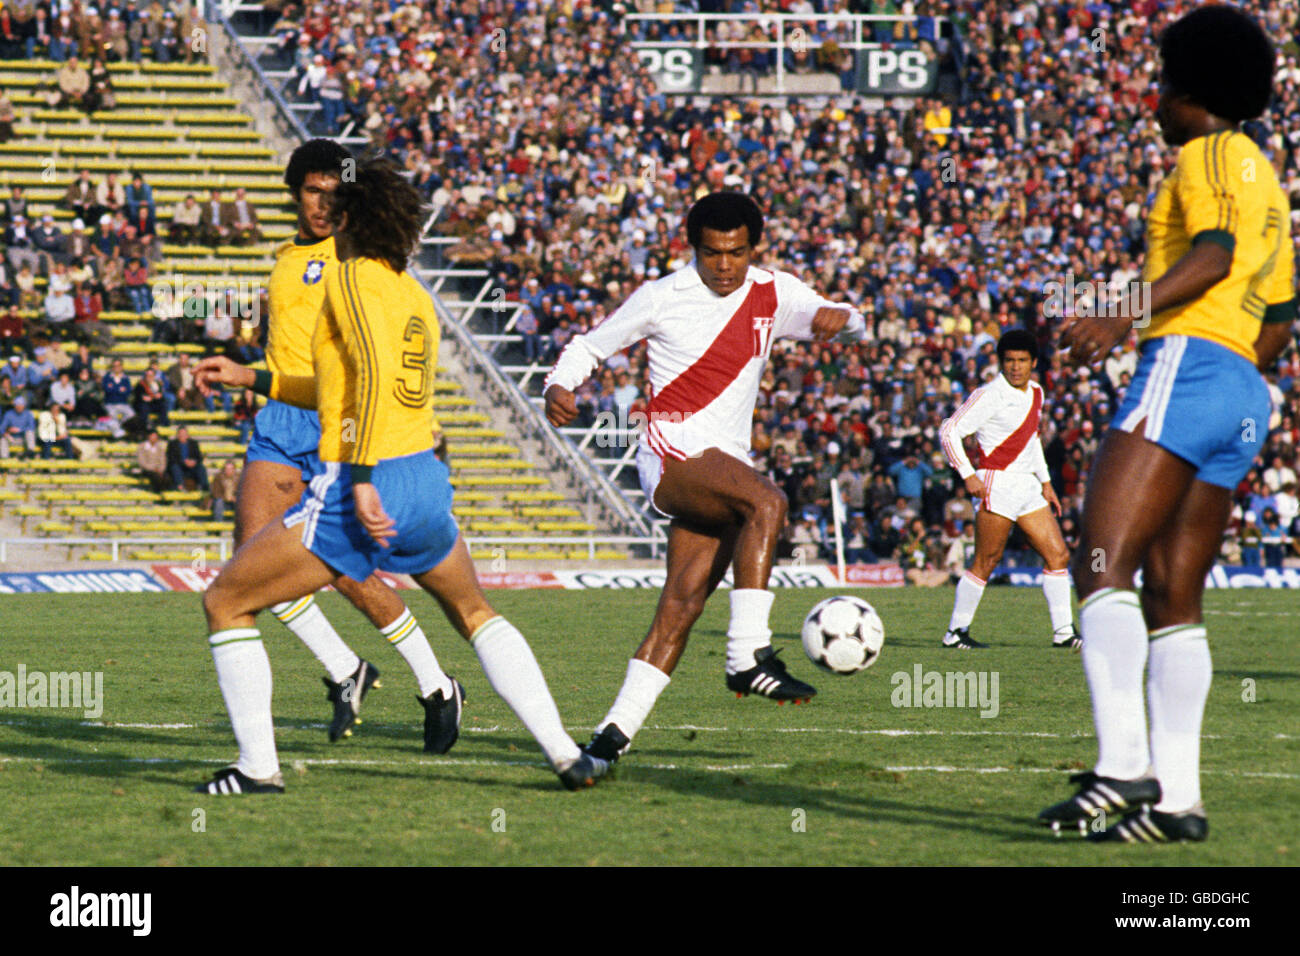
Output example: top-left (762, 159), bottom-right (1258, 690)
top-left (1087, 805), bottom-right (1209, 844)
top-left (1038, 771), bottom-right (1162, 835)
top-left (1052, 625), bottom-right (1083, 650)
top-left (194, 766), bottom-right (285, 795)
top-left (725, 647), bottom-right (816, 703)
top-left (418, 677), bottom-right (465, 755)
top-left (582, 722), bottom-right (631, 764)
top-left (323, 659), bottom-right (380, 742)
top-left (942, 626), bottom-right (989, 649)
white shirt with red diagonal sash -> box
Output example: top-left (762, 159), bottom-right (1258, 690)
top-left (939, 373), bottom-right (1051, 481)
top-left (545, 263), bottom-right (845, 464)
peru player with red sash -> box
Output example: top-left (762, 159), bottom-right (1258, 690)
top-left (938, 329), bottom-right (1079, 650)
top-left (544, 192), bottom-right (864, 768)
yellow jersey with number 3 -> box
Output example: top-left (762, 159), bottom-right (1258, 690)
top-left (271, 258), bottom-right (440, 466)
top-left (266, 235), bottom-right (336, 378)
top-left (1142, 130), bottom-right (1296, 362)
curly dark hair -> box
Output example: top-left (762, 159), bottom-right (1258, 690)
top-left (328, 156), bottom-right (427, 273)
top-left (997, 327), bottom-right (1038, 362)
top-left (1160, 6), bottom-right (1274, 121)
top-left (686, 191), bottom-right (764, 249)
top-left (284, 138), bottom-right (351, 199)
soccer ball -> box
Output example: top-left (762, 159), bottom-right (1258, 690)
top-left (801, 596), bottom-right (885, 675)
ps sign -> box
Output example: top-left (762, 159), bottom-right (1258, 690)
top-left (636, 47), bottom-right (701, 93)
top-left (855, 49), bottom-right (938, 94)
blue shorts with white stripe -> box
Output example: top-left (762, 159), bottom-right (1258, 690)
top-left (282, 449), bottom-right (459, 581)
top-left (1113, 334), bottom-right (1270, 489)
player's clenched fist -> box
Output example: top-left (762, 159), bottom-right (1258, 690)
top-left (544, 384), bottom-right (578, 427)
top-left (194, 356), bottom-right (255, 394)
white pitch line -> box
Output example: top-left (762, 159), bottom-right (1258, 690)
top-left (0, 719), bottom-right (1292, 741)
top-left (0, 754), bottom-right (787, 773)
top-left (883, 766), bottom-right (1300, 780)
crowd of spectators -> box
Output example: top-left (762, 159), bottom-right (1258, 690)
top-left (0, 1), bottom-right (208, 66)
top-left (253, 0), bottom-right (1300, 573)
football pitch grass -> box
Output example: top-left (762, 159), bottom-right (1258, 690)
top-left (0, 586), bottom-right (1295, 866)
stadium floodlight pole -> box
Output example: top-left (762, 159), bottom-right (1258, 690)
top-left (831, 477), bottom-right (846, 583)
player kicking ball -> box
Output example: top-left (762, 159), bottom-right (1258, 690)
top-left (241, 139), bottom-right (461, 751)
top-left (544, 191), bottom-right (863, 766)
top-left (192, 159), bottom-right (608, 794)
top-left (938, 329), bottom-right (1079, 650)
top-left (1041, 6), bottom-right (1294, 842)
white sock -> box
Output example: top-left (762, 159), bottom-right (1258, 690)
top-left (600, 658), bottom-right (671, 743)
top-left (726, 588), bottom-right (774, 673)
top-left (381, 608), bottom-right (453, 699)
top-left (1148, 624), bottom-right (1212, 813)
top-left (272, 596), bottom-right (359, 683)
top-left (1080, 588), bottom-right (1151, 780)
top-left (947, 570), bottom-right (986, 632)
top-left (209, 628), bottom-right (279, 780)
top-left (1042, 568), bottom-right (1074, 635)
top-left (471, 616), bottom-right (580, 769)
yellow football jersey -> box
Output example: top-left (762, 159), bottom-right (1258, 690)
top-left (1142, 130), bottom-right (1296, 362)
top-left (271, 258), bottom-right (441, 468)
top-left (266, 235), bottom-right (336, 378)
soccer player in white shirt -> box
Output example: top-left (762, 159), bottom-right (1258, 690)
top-left (544, 192), bottom-right (863, 765)
top-left (938, 329), bottom-right (1079, 649)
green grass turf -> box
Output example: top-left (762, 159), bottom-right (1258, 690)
top-left (0, 586), bottom-right (1295, 866)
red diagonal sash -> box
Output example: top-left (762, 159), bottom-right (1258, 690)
top-left (981, 386), bottom-right (1042, 470)
top-left (646, 280), bottom-right (777, 420)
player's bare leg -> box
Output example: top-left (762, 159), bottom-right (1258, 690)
top-left (1039, 427), bottom-right (1195, 832)
top-left (237, 458), bottom-right (454, 743)
top-left (198, 517), bottom-right (341, 794)
top-left (410, 536), bottom-right (604, 788)
top-left (943, 507), bottom-right (1012, 648)
top-left (1130, 479), bottom-right (1228, 830)
top-left (1016, 506), bottom-right (1078, 647)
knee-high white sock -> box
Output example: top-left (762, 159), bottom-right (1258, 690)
top-left (381, 607), bottom-right (453, 699)
top-left (726, 588), bottom-right (774, 673)
top-left (947, 570), bottom-right (986, 632)
top-left (471, 616), bottom-right (580, 769)
top-left (1080, 588), bottom-right (1151, 780)
top-left (209, 628), bottom-right (279, 780)
top-left (272, 595), bottom-right (359, 683)
top-left (600, 658), bottom-right (671, 743)
top-left (1148, 624), bottom-right (1212, 812)
top-left (1042, 568), bottom-right (1074, 635)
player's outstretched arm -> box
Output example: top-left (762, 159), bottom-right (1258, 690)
top-left (544, 384), bottom-right (578, 426)
top-left (194, 356), bottom-right (254, 393)
top-left (193, 357), bottom-right (317, 409)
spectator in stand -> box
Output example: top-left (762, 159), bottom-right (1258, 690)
top-left (49, 370), bottom-right (76, 415)
top-left (123, 256), bottom-right (151, 313)
top-left (44, 279), bottom-right (76, 339)
top-left (0, 305), bottom-right (26, 355)
top-left (137, 428), bottom-right (169, 492)
top-left (0, 396), bottom-right (36, 458)
top-left (100, 356), bottom-right (134, 437)
top-left (37, 402), bottom-right (75, 459)
top-left (169, 193), bottom-right (201, 245)
top-left (1260, 510), bottom-right (1293, 569)
top-left (55, 56), bottom-right (91, 111)
top-left (71, 365), bottom-right (106, 425)
top-left (228, 187), bottom-right (261, 246)
top-left (1, 353), bottom-right (35, 405)
top-left (165, 351), bottom-right (202, 412)
top-left (5, 215), bottom-right (42, 276)
top-left (166, 425), bottom-right (208, 491)
top-left (66, 170), bottom-right (98, 223)
top-left (86, 56), bottom-right (115, 113)
top-left (1239, 513), bottom-right (1263, 567)
top-left (0, 86), bottom-right (12, 144)
top-left (231, 386), bottom-right (258, 443)
top-left (198, 188), bottom-right (234, 248)
top-left (124, 172), bottom-right (155, 225)
top-left (131, 364), bottom-right (168, 431)
top-left (209, 459), bottom-right (240, 521)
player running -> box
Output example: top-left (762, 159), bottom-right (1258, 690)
top-left (192, 158), bottom-right (608, 794)
top-left (244, 139), bottom-right (462, 751)
top-left (1042, 6), bottom-right (1294, 843)
top-left (937, 328), bottom-right (1078, 650)
top-left (544, 191), bottom-right (862, 766)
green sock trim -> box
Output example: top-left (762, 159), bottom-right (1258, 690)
top-left (468, 614), bottom-right (506, 645)
top-left (1080, 587), bottom-right (1140, 611)
top-left (273, 595), bottom-right (314, 625)
top-left (209, 628), bottom-right (261, 648)
top-left (1149, 623), bottom-right (1207, 642)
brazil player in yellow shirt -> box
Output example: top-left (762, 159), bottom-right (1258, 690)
top-left (192, 158), bottom-right (608, 794)
top-left (1044, 6), bottom-right (1294, 843)
top-left (245, 140), bottom-right (464, 752)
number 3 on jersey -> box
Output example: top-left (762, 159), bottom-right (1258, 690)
top-left (395, 315), bottom-right (433, 408)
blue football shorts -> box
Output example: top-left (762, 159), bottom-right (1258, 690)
top-left (244, 399), bottom-right (322, 482)
top-left (282, 449), bottom-right (459, 582)
top-left (1113, 334), bottom-right (1270, 489)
